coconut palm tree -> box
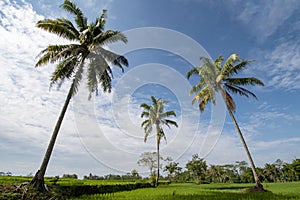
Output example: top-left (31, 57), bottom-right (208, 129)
top-left (186, 54), bottom-right (265, 191)
top-left (30, 0), bottom-right (128, 191)
top-left (140, 96), bottom-right (178, 186)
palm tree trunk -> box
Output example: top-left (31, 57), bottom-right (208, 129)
top-left (31, 82), bottom-right (74, 191)
top-left (156, 135), bottom-right (160, 187)
top-left (155, 124), bottom-right (160, 187)
top-left (226, 106), bottom-right (264, 191)
top-left (220, 90), bottom-right (264, 191)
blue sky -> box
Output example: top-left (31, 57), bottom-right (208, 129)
top-left (0, 0), bottom-right (299, 177)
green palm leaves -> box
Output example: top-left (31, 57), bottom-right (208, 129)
top-left (35, 0), bottom-right (128, 99)
top-left (140, 96), bottom-right (178, 143)
top-left (187, 54), bottom-right (264, 112)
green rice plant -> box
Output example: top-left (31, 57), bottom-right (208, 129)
top-left (69, 182), bottom-right (300, 200)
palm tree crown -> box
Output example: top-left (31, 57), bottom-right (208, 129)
top-left (36, 0), bottom-right (128, 98)
top-left (141, 96), bottom-right (178, 144)
top-left (186, 54), bottom-right (264, 111)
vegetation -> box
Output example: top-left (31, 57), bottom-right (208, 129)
top-left (31, 0), bottom-right (128, 190)
top-left (140, 96), bottom-right (178, 186)
top-left (1, 158), bottom-right (299, 199)
top-left (187, 54), bottom-right (264, 191)
top-left (69, 182), bottom-right (300, 200)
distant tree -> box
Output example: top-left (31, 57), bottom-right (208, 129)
top-left (164, 161), bottom-right (182, 182)
top-left (186, 154), bottom-right (207, 184)
top-left (137, 152), bottom-right (163, 176)
top-left (283, 159), bottom-right (300, 181)
top-left (235, 161), bottom-right (248, 176)
top-left (187, 54), bottom-right (264, 191)
top-left (62, 174), bottom-right (78, 179)
top-left (205, 165), bottom-right (224, 183)
top-left (6, 172), bottom-right (12, 176)
top-left (140, 96), bottom-right (178, 186)
top-left (84, 173), bottom-right (104, 180)
top-left (131, 169), bottom-right (141, 180)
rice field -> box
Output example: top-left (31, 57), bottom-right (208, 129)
top-left (1, 176), bottom-right (299, 200)
top-left (69, 182), bottom-right (300, 200)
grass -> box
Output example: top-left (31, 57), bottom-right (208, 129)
top-left (69, 182), bottom-right (300, 200)
top-left (1, 176), bottom-right (300, 200)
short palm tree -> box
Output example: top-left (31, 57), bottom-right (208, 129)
top-left (186, 54), bottom-right (265, 191)
top-left (140, 96), bottom-right (178, 187)
top-left (30, 0), bottom-right (128, 191)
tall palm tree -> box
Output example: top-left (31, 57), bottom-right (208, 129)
top-left (30, 0), bottom-right (128, 191)
top-left (140, 96), bottom-right (178, 187)
top-left (186, 54), bottom-right (265, 191)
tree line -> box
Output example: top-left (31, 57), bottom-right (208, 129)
top-left (163, 155), bottom-right (300, 184)
top-left (137, 152), bottom-right (300, 184)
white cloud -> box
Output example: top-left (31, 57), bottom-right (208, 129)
top-left (233, 0), bottom-right (300, 42)
top-left (264, 41), bottom-right (300, 90)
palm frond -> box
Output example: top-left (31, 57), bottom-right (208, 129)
top-left (92, 47), bottom-right (128, 71)
top-left (98, 69), bottom-right (112, 93)
top-left (37, 18), bottom-right (79, 40)
top-left (165, 119), bottom-right (178, 128)
top-left (35, 44), bottom-right (82, 67)
top-left (226, 60), bottom-right (254, 76)
top-left (161, 110), bottom-right (176, 118)
top-left (226, 77), bottom-right (264, 86)
top-left (151, 96), bottom-right (157, 105)
top-left (140, 103), bottom-right (150, 110)
top-left (141, 119), bottom-right (150, 128)
top-left (60, 0), bottom-right (87, 31)
top-left (87, 61), bottom-right (98, 99)
top-left (186, 67), bottom-right (200, 79)
top-left (50, 56), bottom-right (78, 88)
top-left (191, 85), bottom-right (211, 104)
top-left (72, 62), bottom-right (84, 96)
top-left (214, 56), bottom-right (224, 70)
top-left (94, 30), bottom-right (128, 46)
top-left (221, 53), bottom-right (239, 76)
top-left (141, 111), bottom-right (149, 118)
top-left (94, 9), bottom-right (107, 32)
top-left (225, 83), bottom-right (258, 99)
top-left (199, 94), bottom-right (210, 112)
top-left (113, 56), bottom-right (128, 72)
top-left (189, 78), bottom-right (206, 95)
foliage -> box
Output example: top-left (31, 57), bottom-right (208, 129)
top-left (137, 152), bottom-right (164, 176)
top-left (1, 176), bottom-right (300, 199)
top-left (0, 178), bottom-right (152, 199)
top-left (185, 154), bottom-right (207, 184)
top-left (164, 160), bottom-right (182, 182)
top-left (63, 174), bottom-right (78, 179)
